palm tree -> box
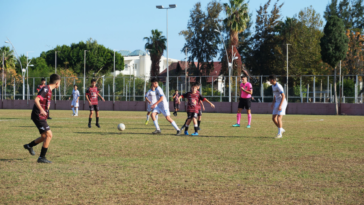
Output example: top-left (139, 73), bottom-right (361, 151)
top-left (144, 29), bottom-right (167, 77)
top-left (223, 0), bottom-right (250, 77)
top-left (0, 46), bottom-right (16, 70)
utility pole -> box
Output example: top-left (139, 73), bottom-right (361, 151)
top-left (2, 53), bottom-right (4, 102)
top-left (185, 47), bottom-right (187, 93)
top-left (83, 50), bottom-right (88, 104)
top-left (286, 44), bottom-right (291, 102)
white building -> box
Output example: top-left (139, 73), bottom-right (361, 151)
top-left (112, 49), bottom-right (179, 79)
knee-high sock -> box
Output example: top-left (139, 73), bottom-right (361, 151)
top-left (237, 113), bottom-right (241, 124)
top-left (146, 114), bottom-right (150, 121)
top-left (153, 120), bottom-right (160, 130)
top-left (248, 114), bottom-right (251, 125)
top-left (171, 121), bottom-right (179, 131)
top-left (72, 107), bottom-right (75, 114)
top-left (76, 108), bottom-right (78, 115)
top-left (156, 115), bottom-right (158, 121)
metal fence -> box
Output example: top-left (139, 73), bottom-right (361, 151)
top-left (1, 75), bottom-right (363, 103)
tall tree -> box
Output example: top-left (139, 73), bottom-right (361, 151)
top-left (324, 0), bottom-right (339, 21)
top-left (223, 0), bottom-right (250, 77)
top-left (179, 1), bottom-right (222, 78)
top-left (352, 0), bottom-right (364, 32)
top-left (144, 29), bottom-right (166, 77)
top-left (245, 0), bottom-right (284, 75)
top-left (320, 15), bottom-right (349, 114)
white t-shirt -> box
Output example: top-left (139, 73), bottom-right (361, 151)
top-left (145, 89), bottom-right (158, 105)
top-left (272, 82), bottom-right (285, 102)
top-left (72, 90), bottom-right (80, 102)
top-left (155, 86), bottom-right (169, 110)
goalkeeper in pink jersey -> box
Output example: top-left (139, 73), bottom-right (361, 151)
top-left (233, 76), bottom-right (253, 128)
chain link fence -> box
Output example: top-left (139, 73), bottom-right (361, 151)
top-left (1, 75), bottom-right (363, 103)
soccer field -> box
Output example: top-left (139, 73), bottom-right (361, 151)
top-left (0, 109), bottom-right (363, 204)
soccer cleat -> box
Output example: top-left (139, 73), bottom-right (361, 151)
top-left (180, 125), bottom-right (185, 131)
top-left (23, 144), bottom-right (35, 156)
top-left (145, 120), bottom-right (149, 125)
top-left (176, 130), bottom-right (181, 136)
top-left (275, 134), bottom-right (282, 139)
top-left (184, 131), bottom-right (189, 135)
top-left (232, 124), bottom-right (240, 127)
top-left (247, 125), bottom-right (251, 128)
top-left (37, 157), bottom-right (52, 163)
top-left (88, 123), bottom-right (91, 128)
top-left (152, 130), bottom-right (161, 134)
top-left (282, 128), bottom-right (286, 134)
top-left (173, 112), bottom-right (177, 116)
top-left (72, 113), bottom-right (75, 116)
top-left (96, 123), bottom-right (100, 128)
top-left (74, 114), bottom-right (78, 117)
top-left (47, 117), bottom-right (52, 120)
top-left (191, 132), bottom-right (199, 136)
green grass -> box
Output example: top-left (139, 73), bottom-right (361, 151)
top-left (0, 109), bottom-right (363, 204)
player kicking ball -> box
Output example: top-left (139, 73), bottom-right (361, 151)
top-left (149, 78), bottom-right (181, 135)
top-left (69, 85), bottom-right (80, 116)
top-left (233, 76), bottom-right (253, 128)
top-left (86, 79), bottom-right (105, 128)
top-left (179, 83), bottom-right (215, 136)
top-left (145, 86), bottom-right (158, 125)
top-left (23, 74), bottom-right (60, 163)
top-left (268, 74), bottom-right (288, 139)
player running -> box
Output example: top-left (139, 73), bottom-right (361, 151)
top-left (172, 90), bottom-right (180, 116)
top-left (23, 74), bottom-right (61, 163)
top-left (269, 74), bottom-right (288, 139)
top-left (145, 86), bottom-right (158, 125)
top-left (86, 79), bottom-right (105, 128)
top-left (69, 85), bottom-right (80, 116)
top-left (195, 83), bottom-right (204, 130)
top-left (149, 78), bottom-right (181, 135)
top-left (179, 83), bottom-right (215, 136)
top-left (233, 76), bottom-right (253, 128)
top-left (37, 78), bottom-right (52, 120)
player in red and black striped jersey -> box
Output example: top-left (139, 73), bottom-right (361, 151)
top-left (178, 83), bottom-right (215, 136)
top-left (37, 78), bottom-right (52, 120)
top-left (86, 79), bottom-right (105, 128)
top-left (23, 74), bottom-right (61, 164)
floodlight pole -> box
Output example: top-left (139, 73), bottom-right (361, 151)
top-left (5, 38), bottom-right (23, 100)
top-left (157, 4), bottom-right (176, 101)
top-left (113, 50), bottom-right (115, 104)
top-left (83, 50), bottom-right (88, 104)
top-left (2, 53), bottom-right (4, 101)
top-left (286, 44), bottom-right (291, 101)
top-left (215, 27), bottom-right (231, 102)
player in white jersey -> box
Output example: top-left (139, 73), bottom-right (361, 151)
top-left (150, 78), bottom-right (181, 135)
top-left (69, 85), bottom-right (80, 116)
top-left (145, 86), bottom-right (158, 125)
top-left (269, 75), bottom-right (288, 139)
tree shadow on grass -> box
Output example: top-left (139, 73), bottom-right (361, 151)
top-left (74, 132), bottom-right (173, 136)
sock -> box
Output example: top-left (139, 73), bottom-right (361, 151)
top-left (198, 120), bottom-right (201, 127)
top-left (278, 127), bottom-right (281, 134)
top-left (156, 115), bottom-right (158, 121)
top-left (183, 119), bottom-right (188, 127)
top-left (185, 125), bottom-right (189, 131)
top-left (153, 120), bottom-right (160, 130)
top-left (76, 108), bottom-right (78, 115)
top-left (194, 124), bottom-right (198, 133)
top-left (171, 121), bottom-right (180, 131)
top-left (237, 113), bottom-right (241, 124)
top-left (248, 114), bottom-right (252, 125)
top-left (72, 107), bottom-right (75, 114)
top-left (89, 118), bottom-right (92, 124)
top-left (28, 140), bottom-right (38, 148)
top-left (40, 147), bottom-right (48, 158)
top-left (146, 115), bottom-right (150, 121)
top-left (96, 117), bottom-right (99, 124)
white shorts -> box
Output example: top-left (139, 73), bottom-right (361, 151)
top-left (71, 101), bottom-right (79, 107)
top-left (152, 107), bottom-right (170, 117)
top-left (273, 100), bottom-right (287, 115)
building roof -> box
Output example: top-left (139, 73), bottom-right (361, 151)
top-left (158, 61), bottom-right (223, 83)
top-left (118, 50), bottom-right (131, 56)
top-left (129, 50), bottom-right (146, 56)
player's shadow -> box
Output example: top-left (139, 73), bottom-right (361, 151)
top-left (0, 118), bottom-right (19, 120)
top-left (0, 158), bottom-right (25, 162)
top-left (185, 135), bottom-right (272, 139)
top-left (74, 132), bottom-right (122, 135)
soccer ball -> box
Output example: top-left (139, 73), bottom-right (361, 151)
top-left (117, 123), bottom-right (125, 131)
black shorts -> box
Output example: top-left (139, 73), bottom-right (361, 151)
top-left (32, 118), bottom-right (50, 134)
top-left (174, 102), bottom-right (180, 109)
top-left (197, 109), bottom-right (202, 116)
top-left (238, 98), bottom-right (251, 110)
top-left (187, 112), bottom-right (198, 119)
top-left (89, 105), bottom-right (100, 111)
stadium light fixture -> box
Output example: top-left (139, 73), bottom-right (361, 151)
top-left (169, 4), bottom-right (177, 8)
top-left (156, 5), bottom-right (163, 9)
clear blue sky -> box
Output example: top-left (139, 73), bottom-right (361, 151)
top-left (1, 0), bottom-right (329, 61)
